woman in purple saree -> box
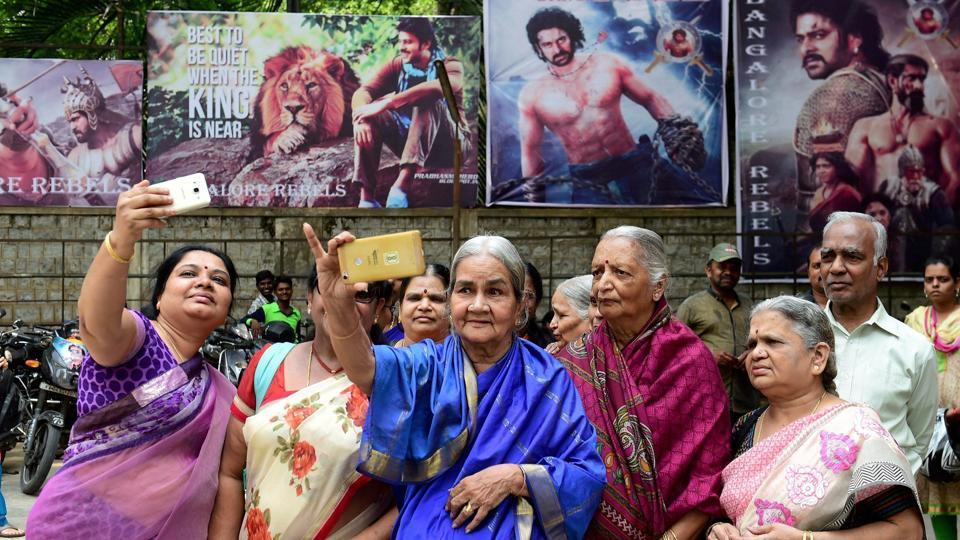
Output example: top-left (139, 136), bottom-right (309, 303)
top-left (27, 181), bottom-right (237, 539)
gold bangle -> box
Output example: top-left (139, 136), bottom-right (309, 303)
top-left (659, 529), bottom-right (678, 540)
top-left (103, 232), bottom-right (133, 264)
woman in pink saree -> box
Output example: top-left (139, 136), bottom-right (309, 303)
top-left (27, 181), bottom-right (237, 539)
top-left (709, 296), bottom-right (922, 540)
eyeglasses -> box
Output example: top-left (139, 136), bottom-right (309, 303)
top-left (313, 284), bottom-right (377, 304)
top-left (353, 290), bottom-right (376, 304)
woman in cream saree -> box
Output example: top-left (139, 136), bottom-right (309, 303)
top-left (209, 272), bottom-right (394, 539)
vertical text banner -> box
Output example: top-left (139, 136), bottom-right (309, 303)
top-left (485, 0), bottom-right (727, 207)
top-left (736, 0), bottom-right (960, 277)
top-left (146, 11), bottom-right (481, 208)
top-left (0, 59), bottom-right (143, 207)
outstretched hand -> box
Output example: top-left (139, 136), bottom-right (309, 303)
top-left (2, 94), bottom-right (38, 136)
top-left (302, 224), bottom-right (363, 324)
top-left (111, 180), bottom-right (176, 250)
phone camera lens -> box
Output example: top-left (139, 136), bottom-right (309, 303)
top-left (193, 187), bottom-right (200, 193)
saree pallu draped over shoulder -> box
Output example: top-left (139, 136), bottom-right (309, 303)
top-left (359, 335), bottom-right (606, 539)
top-left (241, 372), bottom-right (391, 540)
top-left (720, 403), bottom-right (918, 533)
top-left (26, 356), bottom-right (234, 539)
top-left (558, 302), bottom-right (731, 539)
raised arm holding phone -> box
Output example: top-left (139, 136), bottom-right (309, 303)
top-left (27, 179), bottom-right (238, 539)
top-left (303, 224), bottom-right (605, 539)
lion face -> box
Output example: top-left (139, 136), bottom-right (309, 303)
top-left (262, 62), bottom-right (343, 139)
top-left (251, 47), bottom-right (360, 157)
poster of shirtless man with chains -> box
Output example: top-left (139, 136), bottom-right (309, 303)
top-left (485, 0), bottom-right (727, 207)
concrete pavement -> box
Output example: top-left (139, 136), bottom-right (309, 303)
top-left (2, 446), bottom-right (62, 530)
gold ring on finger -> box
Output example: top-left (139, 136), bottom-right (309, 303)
top-left (464, 503), bottom-right (473, 514)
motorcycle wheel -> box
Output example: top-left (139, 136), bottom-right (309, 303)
top-left (20, 421), bottom-right (60, 495)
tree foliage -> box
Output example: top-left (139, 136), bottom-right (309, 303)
top-left (0, 0), bottom-right (481, 59)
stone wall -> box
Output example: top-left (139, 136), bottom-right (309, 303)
top-left (0, 207), bottom-right (925, 325)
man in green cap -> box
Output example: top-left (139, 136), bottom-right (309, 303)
top-left (677, 242), bottom-right (761, 421)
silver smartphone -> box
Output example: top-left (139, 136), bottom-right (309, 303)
top-left (153, 173), bottom-right (211, 215)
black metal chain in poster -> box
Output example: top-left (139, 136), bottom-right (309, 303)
top-left (485, 0), bottom-right (728, 207)
top-left (736, 0), bottom-right (960, 277)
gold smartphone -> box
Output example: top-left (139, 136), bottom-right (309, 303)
top-left (338, 230), bottom-right (426, 284)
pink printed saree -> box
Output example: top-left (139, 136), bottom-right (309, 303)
top-left (721, 402), bottom-right (918, 533)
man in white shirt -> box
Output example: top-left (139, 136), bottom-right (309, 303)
top-left (820, 211), bottom-right (937, 473)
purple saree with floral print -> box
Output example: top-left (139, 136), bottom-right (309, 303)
top-left (27, 310), bottom-right (234, 539)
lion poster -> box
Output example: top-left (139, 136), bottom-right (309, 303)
top-left (485, 0), bottom-right (728, 208)
top-left (146, 11), bottom-right (481, 208)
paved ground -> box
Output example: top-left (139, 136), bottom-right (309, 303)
top-left (1, 446), bottom-right (61, 530)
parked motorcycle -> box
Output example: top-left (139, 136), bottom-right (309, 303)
top-left (201, 320), bottom-right (295, 387)
top-left (202, 321), bottom-right (255, 387)
top-left (17, 320), bottom-right (84, 494)
top-left (0, 309), bottom-right (39, 462)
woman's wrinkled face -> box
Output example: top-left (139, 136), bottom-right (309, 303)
top-left (745, 310), bottom-right (826, 399)
top-left (450, 255), bottom-right (523, 349)
top-left (157, 250), bottom-right (232, 324)
top-left (549, 291), bottom-right (590, 345)
top-left (399, 275), bottom-right (449, 342)
top-left (591, 238), bottom-right (663, 327)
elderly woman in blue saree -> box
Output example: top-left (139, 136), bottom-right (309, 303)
top-left (28, 181), bottom-right (236, 539)
top-left (303, 224), bottom-right (605, 539)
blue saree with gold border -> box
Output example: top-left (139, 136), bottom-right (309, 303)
top-left (358, 335), bottom-right (604, 539)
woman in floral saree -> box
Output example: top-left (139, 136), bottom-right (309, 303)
top-left (306, 226), bottom-right (606, 539)
top-left (27, 181), bottom-right (238, 539)
top-left (709, 296), bottom-right (922, 540)
top-left (209, 271), bottom-right (394, 539)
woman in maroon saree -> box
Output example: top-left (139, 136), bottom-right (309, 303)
top-left (558, 226), bottom-right (731, 539)
top-left (27, 181), bottom-right (236, 539)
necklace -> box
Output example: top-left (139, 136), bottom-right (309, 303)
top-left (889, 109), bottom-right (914, 146)
top-left (308, 344), bottom-right (342, 380)
top-left (754, 391), bottom-right (826, 445)
top-left (156, 321), bottom-right (187, 363)
top-left (548, 49), bottom-right (596, 79)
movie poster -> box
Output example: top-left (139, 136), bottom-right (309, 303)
top-left (736, 0), bottom-right (960, 277)
top-left (146, 11), bottom-right (481, 208)
top-left (485, 0), bottom-right (727, 207)
top-left (0, 59), bottom-right (143, 207)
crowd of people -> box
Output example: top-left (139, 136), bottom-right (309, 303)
top-left (10, 182), bottom-right (960, 540)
